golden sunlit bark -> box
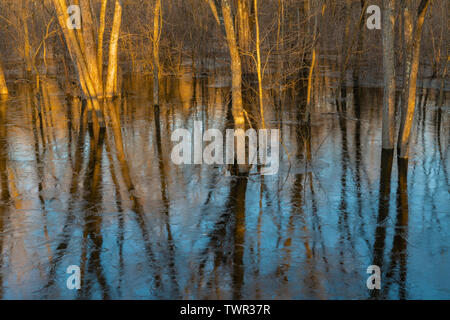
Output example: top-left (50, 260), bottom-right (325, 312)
top-left (0, 62), bottom-right (7, 96)
top-left (79, 0), bottom-right (104, 97)
top-left (206, 0), bottom-right (221, 26)
top-left (97, 0), bottom-right (108, 79)
top-left (105, 0), bottom-right (123, 98)
top-left (221, 0), bottom-right (244, 130)
top-left (237, 0), bottom-right (252, 75)
top-left (152, 0), bottom-right (162, 107)
top-left (382, 0), bottom-right (396, 149)
top-left (53, 0), bottom-right (99, 99)
top-left (398, 0), bottom-right (431, 158)
top-left (53, 0), bottom-right (105, 131)
top-left (253, 0), bottom-right (265, 128)
top-left (21, 0), bottom-right (33, 74)
top-left (306, 0), bottom-right (320, 123)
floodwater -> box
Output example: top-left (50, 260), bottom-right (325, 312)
top-left (0, 72), bottom-right (448, 299)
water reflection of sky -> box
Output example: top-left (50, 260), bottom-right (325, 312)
top-left (0, 76), bottom-right (448, 299)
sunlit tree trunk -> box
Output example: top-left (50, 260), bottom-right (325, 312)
top-left (105, 0), bottom-right (122, 98)
top-left (53, 0), bottom-right (105, 132)
top-left (97, 0), bottom-right (108, 79)
top-left (305, 0), bottom-right (320, 123)
top-left (221, 0), bottom-right (244, 131)
top-left (382, 0), bottom-right (396, 149)
top-left (206, 0), bottom-right (221, 25)
top-left (152, 0), bottom-right (162, 107)
top-left (398, 0), bottom-right (431, 158)
top-left (0, 62), bottom-right (7, 96)
top-left (21, 0), bottom-right (33, 74)
top-left (237, 0), bottom-right (252, 76)
top-left (79, 0), bottom-right (103, 97)
top-left (275, 0), bottom-right (284, 91)
top-left (253, 0), bottom-right (264, 128)
top-left (53, 0), bottom-right (98, 99)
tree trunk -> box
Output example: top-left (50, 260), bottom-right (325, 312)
top-left (79, 0), bottom-right (103, 97)
top-left (53, 0), bottom-right (105, 130)
top-left (306, 0), bottom-right (320, 123)
top-left (0, 61), bottom-right (7, 97)
top-left (397, 0), bottom-right (431, 158)
top-left (53, 0), bottom-right (95, 98)
top-left (337, 0), bottom-right (352, 110)
top-left (21, 0), bottom-right (33, 74)
top-left (254, 0), bottom-right (265, 128)
top-left (152, 0), bottom-right (161, 107)
top-left (382, 0), bottom-right (396, 149)
top-left (237, 0), bottom-right (252, 76)
top-left (97, 0), bottom-right (108, 80)
top-left (221, 0), bottom-right (244, 130)
top-left (105, 0), bottom-right (123, 98)
top-left (206, 0), bottom-right (221, 26)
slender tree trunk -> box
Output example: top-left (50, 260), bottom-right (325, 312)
top-left (97, 0), bottom-right (108, 80)
top-left (221, 0), bottom-right (244, 130)
top-left (105, 0), bottom-right (122, 98)
top-left (401, 1), bottom-right (413, 117)
top-left (338, 0), bottom-right (352, 109)
top-left (437, 55), bottom-right (449, 106)
top-left (80, 0), bottom-right (103, 97)
top-left (53, 0), bottom-right (96, 98)
top-left (206, 0), bottom-right (221, 26)
top-left (353, 0), bottom-right (368, 84)
top-left (237, 0), bottom-right (252, 76)
top-left (306, 0), bottom-right (320, 123)
top-left (254, 0), bottom-right (265, 128)
top-left (398, 0), bottom-right (431, 158)
top-left (382, 0), bottom-right (396, 149)
top-left (0, 62), bottom-right (7, 97)
top-left (21, 0), bottom-right (32, 74)
top-left (53, 0), bottom-right (105, 130)
top-left (152, 0), bottom-right (161, 107)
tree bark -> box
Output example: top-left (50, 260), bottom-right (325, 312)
top-left (79, 0), bottom-right (103, 97)
top-left (53, 0), bottom-right (96, 98)
top-left (254, 0), bottom-right (265, 128)
top-left (237, 0), bottom-right (252, 76)
top-left (105, 0), bottom-right (123, 98)
top-left (21, 0), bottom-right (33, 73)
top-left (152, 0), bottom-right (161, 107)
top-left (53, 0), bottom-right (105, 130)
top-left (382, 0), bottom-right (396, 149)
top-left (221, 0), bottom-right (244, 130)
top-left (97, 0), bottom-right (108, 80)
top-left (398, 0), bottom-right (431, 158)
top-left (0, 61), bottom-right (7, 97)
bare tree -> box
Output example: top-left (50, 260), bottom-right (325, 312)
top-left (254, 0), bottom-right (265, 128)
top-left (398, 0), bottom-right (432, 158)
top-left (221, 0), bottom-right (244, 131)
top-left (97, 0), bottom-right (108, 78)
top-left (382, 0), bottom-right (396, 149)
top-left (152, 0), bottom-right (162, 107)
top-left (237, 0), bottom-right (252, 76)
top-left (79, 0), bottom-right (104, 97)
top-left (105, 0), bottom-right (123, 98)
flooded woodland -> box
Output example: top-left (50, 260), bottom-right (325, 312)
top-left (0, 0), bottom-right (448, 299)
